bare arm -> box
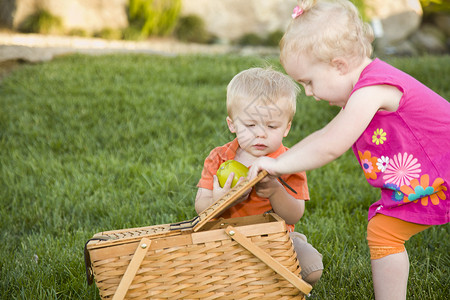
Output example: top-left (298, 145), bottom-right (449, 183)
top-left (195, 188), bottom-right (214, 214)
top-left (249, 85), bottom-right (402, 178)
top-left (255, 176), bottom-right (305, 224)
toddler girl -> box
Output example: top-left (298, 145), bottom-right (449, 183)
top-left (249, 0), bottom-right (450, 299)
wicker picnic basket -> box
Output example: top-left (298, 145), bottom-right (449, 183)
top-left (84, 171), bottom-right (312, 299)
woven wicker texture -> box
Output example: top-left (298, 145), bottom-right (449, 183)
top-left (91, 231), bottom-right (304, 299)
top-left (98, 224), bottom-right (172, 240)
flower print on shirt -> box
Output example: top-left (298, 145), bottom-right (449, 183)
top-left (400, 174), bottom-right (447, 206)
top-left (358, 150), bottom-right (380, 180)
top-left (384, 183), bottom-right (404, 202)
top-left (383, 152), bottom-right (421, 187)
top-left (372, 128), bottom-right (387, 145)
top-left (376, 156), bottom-right (389, 172)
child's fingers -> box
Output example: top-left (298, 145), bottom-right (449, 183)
top-left (213, 175), bottom-right (220, 190)
top-left (213, 173), bottom-right (235, 190)
top-left (236, 176), bottom-right (246, 184)
top-left (224, 172), bottom-right (235, 188)
top-left (247, 166), bottom-right (256, 180)
top-left (248, 162), bottom-right (263, 180)
top-left (248, 157), bottom-right (279, 179)
top-left (236, 177), bottom-right (252, 196)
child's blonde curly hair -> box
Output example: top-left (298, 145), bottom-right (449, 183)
top-left (280, 0), bottom-right (374, 66)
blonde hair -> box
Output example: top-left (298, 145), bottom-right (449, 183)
top-left (227, 67), bottom-right (298, 121)
top-left (280, 0), bottom-right (374, 66)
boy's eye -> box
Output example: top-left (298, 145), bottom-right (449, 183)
top-left (245, 124), bottom-right (255, 127)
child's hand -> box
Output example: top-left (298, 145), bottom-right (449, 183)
top-left (254, 176), bottom-right (280, 199)
top-left (248, 156), bottom-right (280, 180)
top-left (212, 173), bottom-right (250, 205)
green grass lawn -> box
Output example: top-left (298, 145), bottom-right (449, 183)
top-left (0, 53), bottom-right (449, 299)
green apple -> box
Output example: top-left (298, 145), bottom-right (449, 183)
top-left (216, 160), bottom-right (249, 188)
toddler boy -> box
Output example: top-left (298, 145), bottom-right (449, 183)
top-left (195, 67), bottom-right (323, 285)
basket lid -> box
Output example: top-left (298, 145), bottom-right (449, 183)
top-left (193, 171), bottom-right (267, 232)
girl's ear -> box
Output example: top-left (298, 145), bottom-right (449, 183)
top-left (331, 58), bottom-right (349, 75)
top-left (226, 116), bottom-right (236, 133)
top-left (283, 122), bottom-right (292, 137)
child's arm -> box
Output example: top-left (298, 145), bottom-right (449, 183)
top-left (248, 84), bottom-right (402, 177)
top-left (195, 188), bottom-right (214, 214)
top-left (255, 176), bottom-right (305, 225)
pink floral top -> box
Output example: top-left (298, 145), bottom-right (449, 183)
top-left (351, 59), bottom-right (450, 225)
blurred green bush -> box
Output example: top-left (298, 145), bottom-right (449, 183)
top-left (420, 0), bottom-right (450, 15)
top-left (95, 28), bottom-right (123, 40)
top-left (174, 15), bottom-right (211, 44)
top-left (264, 30), bottom-right (284, 47)
top-left (128, 0), bottom-right (181, 37)
top-left (122, 26), bottom-right (146, 41)
top-left (236, 30), bottom-right (284, 47)
top-left (19, 9), bottom-right (63, 34)
top-left (237, 33), bottom-right (264, 46)
top-left (67, 28), bottom-right (89, 37)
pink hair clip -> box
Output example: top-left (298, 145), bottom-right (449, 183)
top-left (292, 5), bottom-right (304, 19)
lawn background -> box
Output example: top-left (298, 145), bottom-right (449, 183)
top-left (0, 54), bottom-right (449, 299)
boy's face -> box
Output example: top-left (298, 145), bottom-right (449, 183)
top-left (227, 102), bottom-right (291, 158)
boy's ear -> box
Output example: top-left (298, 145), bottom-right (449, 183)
top-left (283, 122), bottom-right (292, 137)
top-left (226, 116), bottom-right (236, 133)
top-left (331, 57), bottom-right (349, 75)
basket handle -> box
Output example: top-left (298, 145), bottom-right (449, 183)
top-left (225, 226), bottom-right (312, 296)
top-left (112, 238), bottom-right (152, 300)
top-left (193, 170), bottom-right (268, 232)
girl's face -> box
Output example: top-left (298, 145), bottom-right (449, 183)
top-left (227, 103), bottom-right (291, 158)
top-left (283, 53), bottom-right (352, 108)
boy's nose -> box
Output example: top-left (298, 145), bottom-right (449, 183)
top-left (254, 125), bottom-right (267, 137)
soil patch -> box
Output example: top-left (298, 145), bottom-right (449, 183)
top-left (0, 59), bottom-right (23, 83)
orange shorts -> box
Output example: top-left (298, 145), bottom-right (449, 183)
top-left (367, 214), bottom-right (431, 260)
